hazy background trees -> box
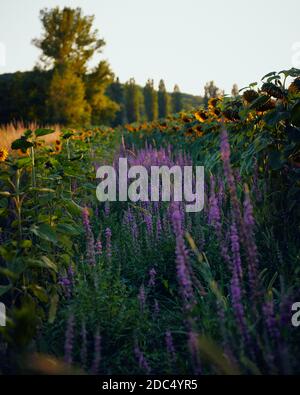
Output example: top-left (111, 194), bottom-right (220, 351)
top-left (0, 6), bottom-right (229, 127)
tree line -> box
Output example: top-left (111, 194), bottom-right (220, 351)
top-left (0, 7), bottom-right (231, 127)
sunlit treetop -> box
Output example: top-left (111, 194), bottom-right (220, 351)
top-left (33, 7), bottom-right (105, 75)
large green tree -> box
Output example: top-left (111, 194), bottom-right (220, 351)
top-left (32, 6), bottom-right (118, 125)
top-left (158, 79), bottom-right (170, 119)
top-left (48, 67), bottom-right (91, 125)
top-left (33, 7), bottom-right (105, 75)
top-left (143, 79), bottom-right (158, 121)
top-left (84, 61), bottom-right (119, 125)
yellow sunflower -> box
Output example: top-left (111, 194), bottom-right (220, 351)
top-left (0, 147), bottom-right (8, 162)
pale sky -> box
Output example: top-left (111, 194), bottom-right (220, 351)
top-left (0, 0), bottom-right (299, 95)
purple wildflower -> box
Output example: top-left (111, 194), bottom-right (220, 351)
top-left (80, 321), bottom-right (87, 368)
top-left (134, 343), bottom-right (151, 374)
top-left (95, 234), bottom-right (102, 256)
top-left (230, 220), bottom-right (243, 280)
top-left (64, 314), bottom-right (75, 365)
top-left (105, 227), bottom-right (112, 259)
top-left (220, 129), bottom-right (244, 240)
top-left (82, 207), bottom-right (96, 265)
top-left (59, 275), bottom-right (72, 298)
top-left (208, 176), bottom-right (231, 265)
top-left (138, 284), bottom-right (146, 312)
top-left (154, 299), bottom-right (160, 316)
top-left (148, 268), bottom-right (157, 287)
top-left (243, 184), bottom-right (259, 300)
top-left (263, 300), bottom-right (280, 342)
top-left (165, 331), bottom-right (176, 363)
top-left (91, 328), bottom-right (101, 375)
top-left (171, 203), bottom-right (194, 309)
top-left (156, 215), bottom-right (162, 240)
top-left (104, 201), bottom-right (110, 217)
top-left (230, 271), bottom-right (250, 347)
top-left (188, 330), bottom-right (202, 375)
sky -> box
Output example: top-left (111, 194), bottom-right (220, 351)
top-left (0, 0), bottom-right (299, 95)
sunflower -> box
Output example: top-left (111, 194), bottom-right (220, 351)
top-left (288, 78), bottom-right (300, 95)
top-left (194, 110), bottom-right (208, 123)
top-left (0, 147), bottom-right (8, 162)
top-left (208, 97), bottom-right (221, 110)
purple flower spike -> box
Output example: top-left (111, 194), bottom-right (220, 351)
top-left (91, 328), bottom-right (101, 375)
top-left (134, 343), bottom-right (151, 374)
top-left (64, 314), bottom-right (75, 365)
top-left (148, 268), bottom-right (157, 287)
top-left (105, 227), bottom-right (112, 260)
top-left (82, 207), bottom-right (96, 266)
top-left (138, 284), bottom-right (146, 312)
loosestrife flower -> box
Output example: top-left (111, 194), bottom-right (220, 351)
top-left (95, 234), bottom-right (103, 255)
top-left (171, 203), bottom-right (195, 309)
top-left (230, 220), bottom-right (243, 280)
top-left (230, 271), bottom-right (250, 347)
top-left (80, 321), bottom-right (87, 368)
top-left (104, 201), bottom-right (110, 217)
top-left (91, 328), bottom-right (101, 375)
top-left (105, 227), bottom-right (112, 259)
top-left (208, 176), bottom-right (231, 265)
top-left (82, 207), bottom-right (96, 265)
top-left (243, 184), bottom-right (259, 299)
top-left (138, 284), bottom-right (146, 312)
top-left (134, 343), bottom-right (151, 374)
top-left (263, 299), bottom-right (280, 342)
top-left (188, 330), bottom-right (202, 375)
top-left (148, 268), bottom-right (157, 287)
top-left (156, 215), bottom-right (162, 241)
top-left (165, 331), bottom-right (176, 363)
top-left (64, 314), bottom-right (75, 365)
top-left (220, 129), bottom-right (244, 240)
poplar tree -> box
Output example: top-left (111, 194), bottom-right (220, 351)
top-left (158, 79), bottom-right (170, 119)
top-left (125, 78), bottom-right (140, 123)
top-left (143, 79), bottom-right (158, 121)
top-left (171, 84), bottom-right (183, 113)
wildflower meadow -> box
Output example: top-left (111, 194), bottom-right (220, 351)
top-left (0, 4), bottom-right (300, 380)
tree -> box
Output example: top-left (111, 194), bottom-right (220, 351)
top-left (48, 67), bottom-right (91, 125)
top-left (203, 81), bottom-right (223, 105)
top-left (143, 79), bottom-right (158, 121)
top-left (158, 79), bottom-right (170, 119)
top-left (33, 7), bottom-right (105, 75)
top-left (108, 77), bottom-right (127, 126)
top-left (85, 61), bottom-right (119, 125)
top-left (171, 84), bottom-right (183, 113)
top-left (125, 78), bottom-right (141, 123)
top-left (33, 6), bottom-right (118, 125)
top-left (231, 83), bottom-right (239, 97)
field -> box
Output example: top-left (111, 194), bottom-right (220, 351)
top-left (0, 69), bottom-right (300, 375)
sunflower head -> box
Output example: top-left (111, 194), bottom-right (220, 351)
top-left (243, 90), bottom-right (259, 103)
top-left (208, 97), bottom-right (221, 110)
top-left (0, 147), bottom-right (8, 162)
top-left (194, 110), bottom-right (208, 123)
top-left (288, 78), bottom-right (300, 95)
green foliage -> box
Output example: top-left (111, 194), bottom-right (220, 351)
top-left (48, 67), bottom-right (91, 126)
top-left (33, 7), bottom-right (105, 75)
top-left (171, 84), bottom-right (183, 113)
top-left (158, 79), bottom-right (171, 118)
top-left (143, 79), bottom-right (158, 121)
top-left (125, 78), bottom-right (142, 123)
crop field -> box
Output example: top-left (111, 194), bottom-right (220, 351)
top-left (1, 69), bottom-right (300, 375)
